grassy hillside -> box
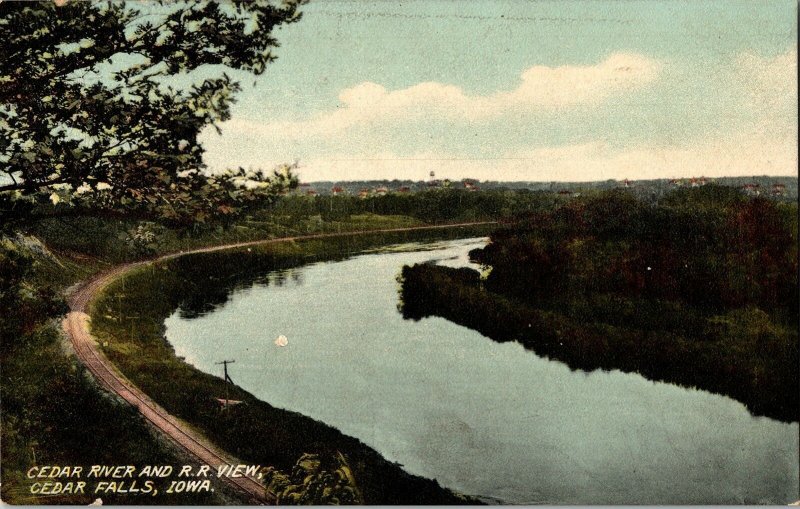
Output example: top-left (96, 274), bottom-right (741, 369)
top-left (89, 229), bottom-right (491, 505)
top-left (0, 235), bottom-right (222, 505)
top-left (1, 208), bottom-right (487, 505)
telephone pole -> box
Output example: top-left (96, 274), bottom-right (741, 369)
top-left (215, 359), bottom-right (236, 384)
top-left (215, 360), bottom-right (236, 409)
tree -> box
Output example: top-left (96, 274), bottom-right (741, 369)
top-left (0, 0), bottom-right (304, 227)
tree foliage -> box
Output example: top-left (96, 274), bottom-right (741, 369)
top-left (262, 452), bottom-right (364, 505)
top-left (476, 186), bottom-right (798, 314)
top-left (0, 0), bottom-right (303, 227)
top-left (399, 186), bottom-right (799, 421)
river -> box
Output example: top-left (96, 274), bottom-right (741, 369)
top-left (164, 237), bottom-right (798, 504)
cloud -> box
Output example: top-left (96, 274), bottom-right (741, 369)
top-left (200, 48), bottom-right (795, 183)
top-left (735, 48), bottom-right (796, 115)
top-left (222, 52), bottom-right (662, 140)
top-left (294, 133), bottom-right (796, 182)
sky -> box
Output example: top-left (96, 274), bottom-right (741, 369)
top-left (197, 0), bottom-right (797, 183)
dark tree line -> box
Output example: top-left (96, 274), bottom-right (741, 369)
top-left (399, 186), bottom-right (799, 422)
top-left (473, 186), bottom-right (797, 317)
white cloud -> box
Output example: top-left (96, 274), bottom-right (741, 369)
top-left (295, 133), bottom-right (796, 182)
top-left (200, 48), bottom-right (795, 183)
top-left (220, 52), bottom-right (662, 140)
top-left (733, 49), bottom-right (797, 142)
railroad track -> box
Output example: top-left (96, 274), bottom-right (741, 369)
top-left (62, 222), bottom-right (497, 504)
top-left (64, 271), bottom-right (271, 504)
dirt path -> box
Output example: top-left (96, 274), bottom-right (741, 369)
top-left (62, 221), bottom-right (496, 504)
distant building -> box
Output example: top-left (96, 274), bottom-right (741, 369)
top-left (741, 183), bottom-right (761, 196)
top-left (331, 186), bottom-right (345, 196)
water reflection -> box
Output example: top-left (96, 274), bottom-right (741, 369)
top-left (164, 238), bottom-right (799, 504)
top-left (173, 254), bottom-right (308, 319)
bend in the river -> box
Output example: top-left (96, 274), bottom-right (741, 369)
top-left (164, 237), bottom-right (799, 505)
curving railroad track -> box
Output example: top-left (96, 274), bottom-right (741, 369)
top-left (64, 265), bottom-right (272, 504)
top-left (62, 222), bottom-right (496, 504)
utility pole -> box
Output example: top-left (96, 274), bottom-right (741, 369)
top-left (215, 359), bottom-right (235, 384)
top-left (215, 359), bottom-right (236, 409)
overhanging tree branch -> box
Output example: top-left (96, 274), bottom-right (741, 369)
top-left (1, 0), bottom-right (306, 226)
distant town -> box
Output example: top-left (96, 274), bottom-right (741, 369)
top-left (293, 175), bottom-right (798, 201)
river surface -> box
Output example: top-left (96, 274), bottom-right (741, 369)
top-left (164, 237), bottom-right (799, 504)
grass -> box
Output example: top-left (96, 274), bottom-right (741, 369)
top-left (0, 320), bottom-right (225, 505)
top-left (89, 228), bottom-right (491, 504)
top-left (25, 213), bottom-right (426, 266)
top-left (2, 207), bottom-right (488, 505)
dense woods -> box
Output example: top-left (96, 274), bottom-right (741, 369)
top-left (400, 186), bottom-right (799, 422)
top-left (269, 188), bottom-right (562, 224)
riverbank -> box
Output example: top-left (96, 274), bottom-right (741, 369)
top-left (87, 227), bottom-right (493, 504)
top-left (0, 239), bottom-right (226, 504)
top-left (398, 188), bottom-right (798, 423)
top-left (156, 235), bottom-right (799, 504)
top-left (1, 209), bottom-right (491, 504)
